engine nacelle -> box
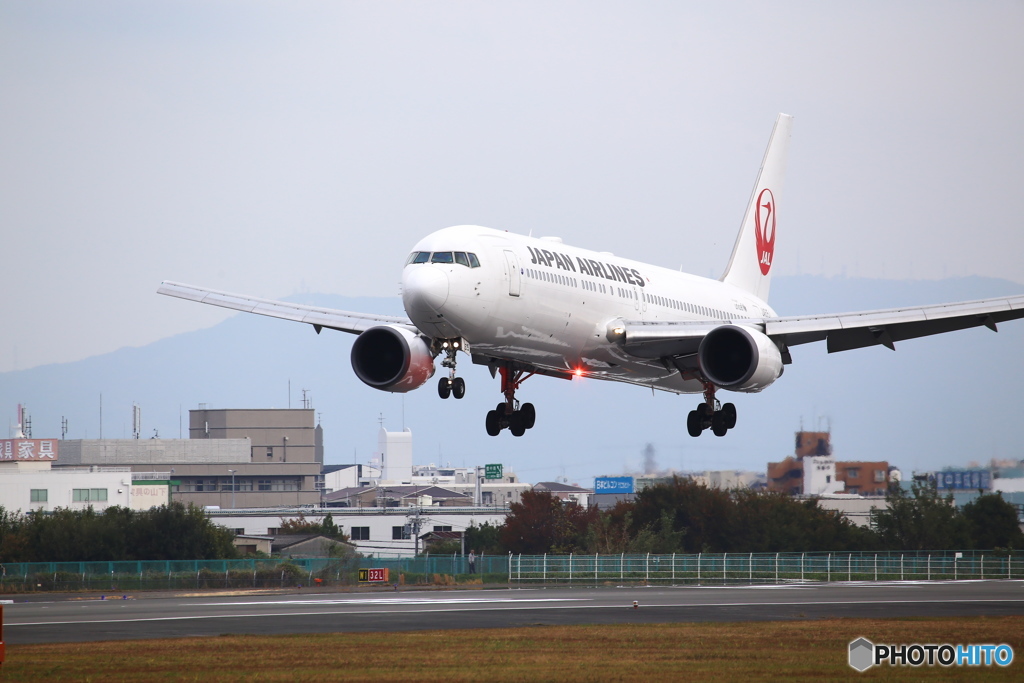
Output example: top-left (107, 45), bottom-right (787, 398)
top-left (698, 325), bottom-right (783, 393)
top-left (351, 325), bottom-right (436, 393)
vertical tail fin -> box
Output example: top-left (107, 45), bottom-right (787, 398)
top-left (720, 113), bottom-right (793, 303)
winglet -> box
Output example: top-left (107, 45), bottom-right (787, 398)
top-left (720, 114), bottom-right (793, 303)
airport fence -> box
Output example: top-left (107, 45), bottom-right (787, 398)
top-left (0, 553), bottom-right (506, 593)
top-left (505, 550), bottom-right (1024, 586)
top-left (1, 550), bottom-right (1020, 592)
top-left (0, 557), bottom-right (363, 593)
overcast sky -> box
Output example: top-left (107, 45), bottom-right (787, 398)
top-left (2, 1), bottom-right (1023, 373)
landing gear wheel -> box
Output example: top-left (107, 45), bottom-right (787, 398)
top-left (520, 402), bottom-right (536, 430)
top-left (489, 363), bottom-right (538, 437)
top-left (485, 410), bottom-right (501, 436)
top-left (686, 410), bottom-right (702, 437)
top-left (508, 412), bottom-right (526, 437)
top-left (721, 402), bottom-right (737, 430)
top-left (696, 402), bottom-right (712, 429)
top-left (452, 377), bottom-right (466, 399)
top-left (438, 377), bottom-right (452, 399)
top-left (711, 412), bottom-right (728, 437)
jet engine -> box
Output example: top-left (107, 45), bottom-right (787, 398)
top-left (350, 325), bottom-right (436, 393)
top-left (698, 325), bottom-right (783, 392)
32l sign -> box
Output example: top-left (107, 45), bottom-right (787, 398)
top-left (358, 568), bottom-right (389, 582)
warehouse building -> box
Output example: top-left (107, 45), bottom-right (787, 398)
top-left (56, 408), bottom-right (322, 508)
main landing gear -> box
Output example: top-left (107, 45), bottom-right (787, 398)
top-left (687, 381), bottom-right (737, 438)
top-left (437, 339), bottom-right (466, 400)
top-left (485, 365), bottom-right (536, 437)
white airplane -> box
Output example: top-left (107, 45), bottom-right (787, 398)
top-left (159, 114), bottom-right (1024, 438)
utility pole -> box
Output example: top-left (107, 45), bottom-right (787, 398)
top-left (228, 469), bottom-right (237, 508)
top-left (474, 466), bottom-right (482, 506)
top-left (408, 508), bottom-right (423, 556)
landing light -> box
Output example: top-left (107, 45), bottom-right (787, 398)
top-left (442, 341), bottom-right (449, 349)
top-left (453, 341), bottom-right (460, 349)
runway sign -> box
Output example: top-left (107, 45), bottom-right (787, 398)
top-left (358, 568), bottom-right (390, 583)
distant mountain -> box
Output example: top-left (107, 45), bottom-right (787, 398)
top-left (2, 276), bottom-right (1022, 484)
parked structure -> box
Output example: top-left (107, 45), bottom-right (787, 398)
top-left (57, 408), bottom-right (323, 508)
top-left (270, 534), bottom-right (355, 559)
top-left (767, 430), bottom-right (890, 496)
top-left (533, 481), bottom-right (593, 507)
top-left (323, 485), bottom-right (472, 508)
top-left (0, 437), bottom-right (170, 511)
top-left (209, 507), bottom-right (507, 558)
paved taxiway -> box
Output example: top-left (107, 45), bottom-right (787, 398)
top-left (6, 580), bottom-right (1023, 645)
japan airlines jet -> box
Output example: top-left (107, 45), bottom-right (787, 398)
top-left (159, 114), bottom-right (1024, 438)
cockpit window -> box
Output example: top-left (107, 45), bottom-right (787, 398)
top-left (431, 252), bottom-right (454, 264)
top-left (467, 252), bottom-right (481, 268)
top-left (454, 252), bottom-right (470, 267)
top-left (408, 251), bottom-right (430, 264)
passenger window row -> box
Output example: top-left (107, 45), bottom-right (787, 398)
top-left (520, 268), bottom-right (731, 319)
top-left (643, 292), bottom-right (730, 320)
top-left (407, 251), bottom-right (481, 268)
top-left (526, 268), bottom-right (579, 289)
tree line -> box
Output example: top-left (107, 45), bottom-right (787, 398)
top-left (464, 478), bottom-right (1023, 556)
top-left (0, 502), bottom-right (237, 563)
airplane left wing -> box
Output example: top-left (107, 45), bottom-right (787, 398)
top-left (157, 281), bottom-right (416, 335)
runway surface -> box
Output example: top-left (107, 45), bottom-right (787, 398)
top-left (6, 580), bottom-right (1024, 645)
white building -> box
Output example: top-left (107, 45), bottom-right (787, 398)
top-left (0, 437), bottom-right (170, 512)
top-left (379, 428), bottom-right (413, 484)
top-left (321, 464), bottom-right (382, 493)
top-left (209, 507), bottom-right (508, 558)
top-left (803, 456), bottom-right (843, 496)
top-left (688, 470), bottom-right (766, 489)
top-left (411, 463), bottom-right (529, 506)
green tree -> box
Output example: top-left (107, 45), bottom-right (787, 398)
top-left (630, 477), bottom-right (736, 553)
top-left (873, 481), bottom-right (970, 551)
top-left (961, 493), bottom-right (1024, 550)
top-left (730, 490), bottom-right (877, 552)
top-left (500, 490), bottom-right (596, 554)
top-left (465, 522), bottom-right (503, 554)
top-left (626, 479), bottom-right (878, 554)
top-left (278, 512), bottom-right (350, 542)
top-left (0, 503), bottom-right (237, 562)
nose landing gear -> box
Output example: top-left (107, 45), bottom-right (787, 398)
top-left (686, 381), bottom-right (737, 437)
top-left (485, 364), bottom-right (536, 437)
top-left (437, 339), bottom-right (466, 399)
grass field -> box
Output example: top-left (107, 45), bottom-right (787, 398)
top-left (4, 617), bottom-right (1022, 681)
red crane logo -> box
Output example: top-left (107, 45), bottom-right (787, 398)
top-left (754, 188), bottom-right (775, 275)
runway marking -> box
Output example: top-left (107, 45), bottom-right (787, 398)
top-left (189, 597), bottom-right (590, 607)
top-left (9, 598), bottom-right (1024, 628)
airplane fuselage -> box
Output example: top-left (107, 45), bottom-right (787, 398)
top-left (158, 114), bottom-right (1024, 439)
top-left (401, 225), bottom-right (777, 394)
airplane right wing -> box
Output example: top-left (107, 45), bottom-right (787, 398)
top-left (765, 294), bottom-right (1024, 353)
top-left (611, 293), bottom-right (1024, 361)
top-left (157, 281), bottom-right (416, 335)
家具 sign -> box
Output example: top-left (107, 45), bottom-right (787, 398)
top-left (358, 568), bottom-right (389, 583)
top-left (594, 476), bottom-right (634, 494)
top-left (485, 464), bottom-right (503, 480)
top-left (0, 439), bottom-right (58, 461)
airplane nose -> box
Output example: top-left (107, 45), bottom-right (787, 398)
top-left (403, 266), bottom-right (449, 313)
